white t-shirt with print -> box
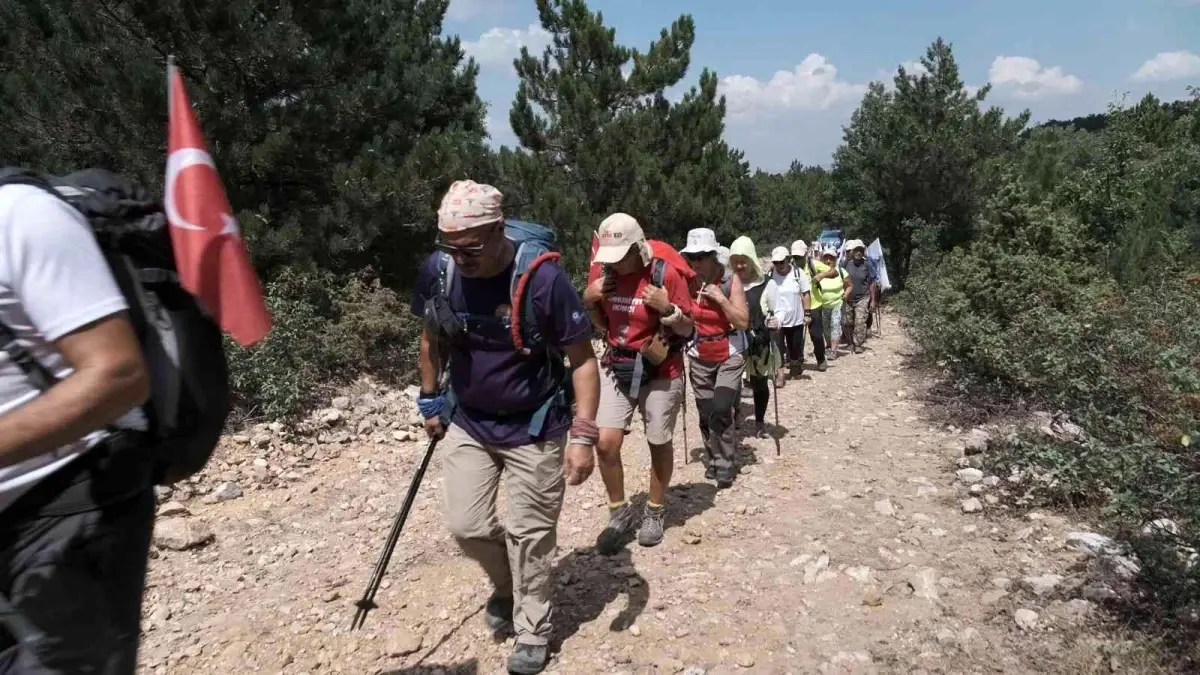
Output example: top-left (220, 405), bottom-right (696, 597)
top-left (0, 184), bottom-right (146, 514)
top-left (765, 266), bottom-right (809, 328)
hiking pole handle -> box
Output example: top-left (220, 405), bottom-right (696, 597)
top-left (351, 435), bottom-right (439, 630)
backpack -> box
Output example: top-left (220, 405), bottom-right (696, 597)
top-left (429, 219), bottom-right (572, 437)
top-left (0, 167), bottom-right (230, 486)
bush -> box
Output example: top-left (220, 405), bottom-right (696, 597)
top-left (901, 182), bottom-right (1200, 641)
top-left (225, 267), bottom-right (421, 421)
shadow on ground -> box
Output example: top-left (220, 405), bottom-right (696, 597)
top-left (549, 481), bottom-right (717, 650)
top-left (551, 547), bottom-right (648, 649)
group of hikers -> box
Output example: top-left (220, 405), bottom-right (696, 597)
top-left (0, 175), bottom-right (879, 674)
top-left (414, 180), bottom-right (880, 672)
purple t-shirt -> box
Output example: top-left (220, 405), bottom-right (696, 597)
top-left (410, 253), bottom-right (592, 448)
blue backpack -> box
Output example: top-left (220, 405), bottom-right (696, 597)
top-left (429, 219), bottom-right (574, 437)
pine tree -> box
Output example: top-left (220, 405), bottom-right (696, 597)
top-left (0, 0), bottom-right (488, 284)
top-left (501, 0), bottom-right (746, 256)
top-left (831, 38), bottom-right (1029, 286)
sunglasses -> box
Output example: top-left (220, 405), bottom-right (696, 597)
top-left (433, 224), bottom-right (501, 258)
top-left (682, 251), bottom-right (715, 261)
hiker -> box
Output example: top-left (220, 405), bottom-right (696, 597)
top-left (412, 180), bottom-right (600, 675)
top-left (812, 245), bottom-right (849, 360)
top-left (763, 246), bottom-right (810, 386)
top-left (583, 213), bottom-right (694, 554)
top-left (728, 237), bottom-right (778, 438)
top-left (680, 228), bottom-right (749, 488)
top-left (0, 181), bottom-right (155, 673)
top-left (840, 239), bottom-right (878, 354)
top-left (791, 240), bottom-right (828, 372)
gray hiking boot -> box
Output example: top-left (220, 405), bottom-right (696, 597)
top-left (507, 642), bottom-right (549, 674)
top-left (595, 502), bottom-right (637, 555)
top-left (484, 593), bottom-right (514, 635)
top-left (817, 359), bottom-right (828, 372)
top-left (637, 504), bottom-right (666, 547)
top-left (715, 466), bottom-right (735, 489)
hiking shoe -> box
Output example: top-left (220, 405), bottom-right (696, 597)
top-left (596, 502), bottom-right (637, 555)
top-left (715, 467), bottom-right (735, 489)
top-left (817, 360), bottom-right (828, 372)
top-left (755, 423), bottom-right (769, 439)
top-left (484, 593), bottom-right (514, 635)
top-left (704, 464), bottom-right (717, 481)
top-left (773, 372), bottom-right (787, 388)
top-left (507, 642), bottom-right (549, 674)
top-left (637, 505), bottom-right (666, 547)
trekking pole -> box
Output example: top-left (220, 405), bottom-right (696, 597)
top-left (682, 368), bottom-right (689, 465)
top-left (351, 434), bottom-right (439, 630)
top-left (768, 316), bottom-right (781, 457)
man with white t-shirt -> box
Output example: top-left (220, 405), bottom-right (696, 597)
top-left (762, 246), bottom-right (811, 388)
top-left (0, 182), bottom-right (153, 674)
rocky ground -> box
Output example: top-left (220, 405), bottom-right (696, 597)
top-left (137, 314), bottom-right (1158, 674)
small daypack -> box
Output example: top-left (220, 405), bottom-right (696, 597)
top-left (0, 167), bottom-right (230, 486)
top-left (429, 219), bottom-right (573, 437)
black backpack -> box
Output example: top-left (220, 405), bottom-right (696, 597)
top-left (0, 167), bottom-right (229, 486)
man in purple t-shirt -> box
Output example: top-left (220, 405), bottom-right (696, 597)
top-left (411, 180), bottom-right (599, 675)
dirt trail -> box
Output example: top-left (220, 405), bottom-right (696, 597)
top-left (137, 315), bottom-right (1123, 674)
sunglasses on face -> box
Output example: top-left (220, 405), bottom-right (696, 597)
top-left (683, 252), bottom-right (714, 262)
top-left (434, 225), bottom-right (501, 258)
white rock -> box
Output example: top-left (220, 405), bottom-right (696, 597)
top-left (204, 482), bottom-right (242, 503)
top-left (957, 468), bottom-right (984, 485)
top-left (982, 476), bottom-right (1001, 487)
top-left (964, 428), bottom-right (990, 455)
top-left (961, 498), bottom-right (983, 514)
top-left (154, 518), bottom-right (214, 551)
top-left (1142, 519), bottom-right (1180, 537)
top-left (911, 567), bottom-right (939, 600)
top-left (1065, 532), bottom-right (1122, 557)
top-left (1020, 574), bottom-right (1063, 597)
top-left (874, 498), bottom-right (896, 517)
top-left (803, 554), bottom-right (830, 584)
top-left (917, 485), bottom-right (938, 498)
top-left (331, 396), bottom-right (351, 410)
top-left (1014, 608), bottom-right (1039, 631)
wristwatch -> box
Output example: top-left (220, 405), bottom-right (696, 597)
top-left (661, 303), bottom-right (678, 317)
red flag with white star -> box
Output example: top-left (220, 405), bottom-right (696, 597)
top-left (165, 59), bottom-right (271, 346)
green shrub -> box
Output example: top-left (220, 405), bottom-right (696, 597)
top-left (225, 267), bottom-right (421, 421)
top-left (902, 183), bottom-right (1200, 639)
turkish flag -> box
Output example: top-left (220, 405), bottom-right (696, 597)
top-left (165, 62), bottom-right (272, 346)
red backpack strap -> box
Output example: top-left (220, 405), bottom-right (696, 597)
top-left (509, 251), bottom-right (561, 354)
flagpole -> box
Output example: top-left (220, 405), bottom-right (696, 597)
top-left (166, 55), bottom-right (176, 117)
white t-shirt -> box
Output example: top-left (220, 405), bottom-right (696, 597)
top-left (0, 184), bottom-right (145, 513)
top-left (765, 266), bottom-right (809, 328)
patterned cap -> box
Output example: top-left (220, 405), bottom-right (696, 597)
top-left (437, 180), bottom-right (504, 233)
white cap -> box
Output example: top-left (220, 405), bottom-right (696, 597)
top-left (594, 213), bottom-right (651, 265)
top-left (681, 227), bottom-right (720, 254)
top-left (791, 240), bottom-right (808, 257)
top-left (844, 238), bottom-right (866, 252)
top-left (770, 246), bottom-right (790, 262)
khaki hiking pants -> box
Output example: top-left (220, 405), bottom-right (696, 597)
top-left (440, 424), bottom-right (565, 646)
top-left (689, 353), bottom-right (745, 471)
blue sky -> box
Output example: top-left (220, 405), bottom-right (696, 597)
top-left (445, 0), bottom-right (1200, 172)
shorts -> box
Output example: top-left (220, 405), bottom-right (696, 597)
top-left (597, 368), bottom-right (686, 446)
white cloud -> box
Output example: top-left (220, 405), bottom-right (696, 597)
top-left (1131, 51), bottom-right (1200, 82)
top-left (462, 24), bottom-right (552, 71)
top-left (987, 56), bottom-right (1083, 100)
top-left (719, 54), bottom-right (867, 118)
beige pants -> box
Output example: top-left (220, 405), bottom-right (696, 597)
top-left (440, 424), bottom-right (565, 646)
top-left (596, 368), bottom-right (686, 445)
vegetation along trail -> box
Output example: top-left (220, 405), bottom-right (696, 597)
top-left (137, 315), bottom-right (1141, 674)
